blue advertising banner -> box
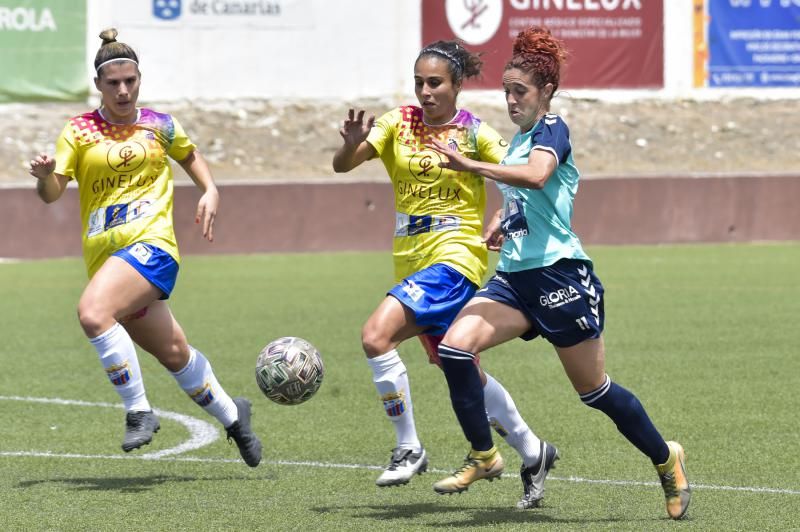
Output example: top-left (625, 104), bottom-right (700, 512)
top-left (708, 0), bottom-right (800, 87)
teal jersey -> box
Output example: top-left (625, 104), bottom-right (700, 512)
top-left (496, 114), bottom-right (591, 272)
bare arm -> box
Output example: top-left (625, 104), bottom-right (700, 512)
top-left (332, 108), bottom-right (377, 173)
top-left (428, 137), bottom-right (557, 190)
top-left (29, 153), bottom-right (69, 203)
top-left (178, 150), bottom-right (218, 242)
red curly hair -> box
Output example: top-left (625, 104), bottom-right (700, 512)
top-left (505, 27), bottom-right (568, 97)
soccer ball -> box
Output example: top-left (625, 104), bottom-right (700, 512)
top-left (255, 337), bottom-right (324, 405)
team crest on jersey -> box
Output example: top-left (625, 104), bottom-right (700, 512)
top-left (408, 150), bottom-right (444, 184)
top-left (381, 391), bottom-right (406, 417)
top-left (107, 141), bottom-right (146, 173)
top-left (106, 361), bottom-right (131, 385)
top-left (190, 382), bottom-right (215, 407)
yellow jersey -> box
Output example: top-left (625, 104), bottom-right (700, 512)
top-left (54, 108), bottom-right (195, 277)
top-left (366, 106), bottom-right (508, 286)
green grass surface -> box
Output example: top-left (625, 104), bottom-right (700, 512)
top-left (1, 244), bottom-right (798, 530)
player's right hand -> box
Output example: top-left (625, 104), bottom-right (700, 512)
top-left (482, 209), bottom-right (505, 251)
top-left (339, 108), bottom-right (374, 147)
top-left (29, 153), bottom-right (56, 180)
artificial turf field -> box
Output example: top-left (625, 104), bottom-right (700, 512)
top-left (1, 243), bottom-right (798, 531)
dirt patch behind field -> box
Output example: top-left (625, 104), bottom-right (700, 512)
top-left (2, 97), bottom-right (798, 183)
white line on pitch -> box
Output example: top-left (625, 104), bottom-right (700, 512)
top-left (2, 451), bottom-right (798, 496)
top-left (0, 395), bottom-right (219, 458)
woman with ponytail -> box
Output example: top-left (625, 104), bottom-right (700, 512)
top-left (427, 27), bottom-right (691, 519)
top-left (28, 28), bottom-right (262, 467)
top-left (332, 40), bottom-right (556, 508)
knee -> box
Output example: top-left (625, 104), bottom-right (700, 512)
top-left (361, 323), bottom-right (391, 358)
top-left (77, 298), bottom-right (113, 337)
top-left (440, 326), bottom-right (477, 355)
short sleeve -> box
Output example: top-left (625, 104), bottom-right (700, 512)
top-left (531, 115), bottom-right (572, 164)
top-left (365, 109), bottom-right (396, 157)
top-left (476, 121), bottom-right (509, 164)
top-left (54, 122), bottom-right (77, 180)
top-left (167, 116), bottom-right (196, 162)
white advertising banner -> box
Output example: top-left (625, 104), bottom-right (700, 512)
top-left (118, 0), bottom-right (313, 28)
top-left (87, 0), bottom-right (420, 100)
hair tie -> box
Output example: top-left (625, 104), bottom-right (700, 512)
top-left (420, 47), bottom-right (464, 76)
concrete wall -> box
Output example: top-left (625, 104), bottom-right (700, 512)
top-left (2, 175), bottom-right (798, 261)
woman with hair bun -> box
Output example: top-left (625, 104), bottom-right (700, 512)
top-left (333, 40), bottom-right (556, 508)
top-left (28, 28), bottom-right (262, 467)
top-left (428, 27), bottom-right (691, 519)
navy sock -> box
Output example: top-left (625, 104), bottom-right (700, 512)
top-left (581, 375), bottom-right (670, 464)
top-left (438, 344), bottom-right (493, 452)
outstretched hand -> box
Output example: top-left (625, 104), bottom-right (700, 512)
top-left (339, 108), bottom-right (375, 147)
top-left (29, 153), bottom-right (56, 180)
top-left (427, 137), bottom-right (474, 173)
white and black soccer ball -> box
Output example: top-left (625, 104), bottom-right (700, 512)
top-left (255, 337), bottom-right (324, 405)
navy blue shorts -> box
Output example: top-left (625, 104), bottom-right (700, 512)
top-left (388, 263), bottom-right (477, 336)
top-left (479, 259), bottom-right (604, 348)
top-left (112, 242), bottom-right (179, 299)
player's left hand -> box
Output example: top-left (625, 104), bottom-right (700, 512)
top-left (427, 137), bottom-right (473, 173)
top-left (196, 188), bottom-right (219, 242)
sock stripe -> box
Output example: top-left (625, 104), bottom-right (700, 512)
top-left (579, 374), bottom-right (611, 405)
top-left (438, 344), bottom-right (475, 361)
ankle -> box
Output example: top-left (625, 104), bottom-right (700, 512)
top-left (470, 446), bottom-right (498, 459)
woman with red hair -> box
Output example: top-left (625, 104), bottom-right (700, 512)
top-left (427, 27), bottom-right (691, 520)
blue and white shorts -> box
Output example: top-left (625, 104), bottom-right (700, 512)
top-left (388, 263), bottom-right (476, 336)
top-left (112, 242), bottom-right (179, 299)
top-left (479, 259), bottom-right (604, 348)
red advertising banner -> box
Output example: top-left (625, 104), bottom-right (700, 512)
top-left (422, 0), bottom-right (664, 89)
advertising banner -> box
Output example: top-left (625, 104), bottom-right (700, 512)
top-left (703, 0), bottom-right (800, 87)
top-left (115, 0), bottom-right (312, 28)
top-left (89, 0), bottom-right (319, 100)
top-left (0, 0), bottom-right (87, 102)
top-left (422, 0), bottom-right (664, 89)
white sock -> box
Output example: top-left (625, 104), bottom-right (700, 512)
top-left (171, 346), bottom-right (238, 428)
top-left (367, 349), bottom-right (421, 452)
top-left (484, 372), bottom-right (542, 467)
top-left (90, 322), bottom-right (151, 412)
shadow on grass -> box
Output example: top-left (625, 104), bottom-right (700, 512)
top-left (17, 474), bottom-right (264, 493)
top-left (314, 502), bottom-right (659, 527)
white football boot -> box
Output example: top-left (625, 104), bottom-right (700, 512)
top-left (375, 446), bottom-right (428, 487)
